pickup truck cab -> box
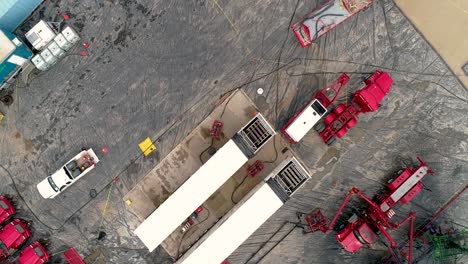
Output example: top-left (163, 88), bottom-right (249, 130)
top-left (37, 148), bottom-right (99, 199)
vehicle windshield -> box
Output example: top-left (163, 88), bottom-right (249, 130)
top-left (47, 177), bottom-right (60, 192)
top-left (34, 246), bottom-right (44, 256)
top-left (0, 240), bottom-right (7, 252)
top-left (15, 224), bottom-right (25, 233)
top-left (0, 200), bottom-right (8, 209)
top-left (63, 167), bottom-right (73, 180)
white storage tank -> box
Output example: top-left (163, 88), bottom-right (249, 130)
top-left (53, 33), bottom-right (72, 51)
top-left (31, 54), bottom-right (49, 71)
top-left (61, 26), bottom-right (80, 44)
top-left (40, 48), bottom-right (57, 65)
top-left (47, 41), bottom-right (64, 58)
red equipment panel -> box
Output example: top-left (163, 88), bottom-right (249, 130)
top-left (210, 120), bottom-right (223, 138)
top-left (304, 209), bottom-right (328, 233)
top-left (356, 222), bottom-right (379, 244)
top-left (314, 73), bottom-right (350, 108)
top-left (64, 248), bottom-right (86, 264)
top-left (247, 160), bottom-right (264, 177)
top-left (0, 196), bottom-right (15, 225)
top-left (194, 206), bottom-right (204, 214)
top-left (336, 224), bottom-right (364, 253)
top-left (387, 168), bottom-right (412, 191)
top-left (400, 182), bottom-right (423, 204)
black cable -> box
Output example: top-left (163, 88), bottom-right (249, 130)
top-left (230, 175), bottom-right (249, 205)
top-left (175, 206), bottom-right (211, 259)
top-left (0, 164), bottom-right (59, 231)
top-left (284, 65), bottom-right (468, 104)
top-left (290, 57), bottom-right (468, 78)
top-left (198, 137), bottom-right (215, 163)
top-left (262, 136), bottom-right (278, 164)
top-left (303, 1), bottom-right (335, 21)
top-left (312, 14), bottom-right (346, 41)
top-left (243, 222), bottom-right (298, 264)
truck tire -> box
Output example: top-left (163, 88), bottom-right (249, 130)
top-left (326, 136), bottom-right (337, 146)
top-left (346, 117), bottom-right (357, 129)
top-left (336, 127), bottom-right (347, 138)
top-left (314, 122), bottom-right (325, 133)
top-left (334, 104), bottom-right (346, 115)
top-left (324, 113), bottom-right (336, 125)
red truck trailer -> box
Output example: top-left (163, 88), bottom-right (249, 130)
top-left (316, 70), bottom-right (393, 145)
top-left (292, 0), bottom-right (374, 47)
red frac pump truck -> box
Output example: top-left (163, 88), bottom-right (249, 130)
top-left (297, 157), bottom-right (434, 263)
top-left (316, 70), bottom-right (393, 145)
top-left (281, 70), bottom-right (392, 145)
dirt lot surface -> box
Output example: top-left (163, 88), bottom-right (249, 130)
top-left (0, 0), bottom-right (466, 263)
top-left (394, 0), bottom-right (468, 87)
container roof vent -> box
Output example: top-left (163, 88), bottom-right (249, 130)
top-left (233, 113), bottom-right (275, 158)
top-left (267, 158), bottom-right (310, 201)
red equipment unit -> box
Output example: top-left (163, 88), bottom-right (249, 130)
top-left (318, 70), bottom-right (392, 145)
top-left (14, 241), bottom-right (50, 264)
top-left (247, 160), bottom-right (264, 178)
top-left (210, 120), bottom-right (223, 138)
top-left (0, 196), bottom-right (15, 226)
top-left (353, 70), bottom-right (393, 113)
top-left (292, 0), bottom-right (373, 48)
top-left (300, 157), bottom-right (432, 262)
top-left (194, 206), bottom-right (204, 214)
top-left (63, 248), bottom-right (86, 264)
top-left (0, 219), bottom-right (32, 260)
top-left (281, 73), bottom-right (350, 144)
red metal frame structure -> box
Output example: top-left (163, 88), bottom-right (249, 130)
top-left (0, 196), bottom-right (15, 226)
top-left (298, 157), bottom-right (433, 263)
top-left (281, 73), bottom-right (350, 144)
top-left (384, 185), bottom-right (468, 263)
top-left (292, 0), bottom-right (374, 48)
top-left (247, 160), bottom-right (264, 177)
top-left (317, 70), bottom-right (392, 145)
top-left (210, 120), bottom-right (223, 138)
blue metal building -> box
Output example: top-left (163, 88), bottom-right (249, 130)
top-left (0, 0), bottom-right (44, 31)
top-left (0, 29), bottom-right (32, 90)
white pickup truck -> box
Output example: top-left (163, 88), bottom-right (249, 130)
top-left (37, 148), bottom-right (99, 199)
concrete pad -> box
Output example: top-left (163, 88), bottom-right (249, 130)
top-left (123, 90), bottom-right (260, 222)
top-left (124, 89), bottom-right (303, 258)
top-left (163, 134), bottom-right (297, 259)
top-left (394, 0), bottom-right (468, 87)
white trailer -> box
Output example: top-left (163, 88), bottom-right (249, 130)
top-left (135, 113), bottom-right (275, 252)
top-left (176, 157), bottom-right (310, 264)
